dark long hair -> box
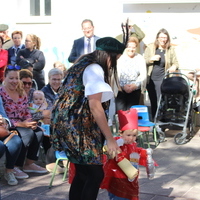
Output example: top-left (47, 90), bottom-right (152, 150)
top-left (154, 28), bottom-right (171, 49)
top-left (74, 50), bottom-right (119, 85)
top-left (94, 50), bottom-right (118, 84)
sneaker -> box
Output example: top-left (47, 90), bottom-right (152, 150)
top-left (23, 163), bottom-right (48, 173)
top-left (46, 163), bottom-right (65, 174)
top-left (4, 172), bottom-right (18, 186)
top-left (13, 167), bottom-right (29, 179)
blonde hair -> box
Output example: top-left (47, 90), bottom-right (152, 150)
top-left (127, 37), bottom-right (139, 47)
top-left (53, 61), bottom-right (67, 76)
top-left (33, 90), bottom-right (45, 99)
top-left (27, 34), bottom-right (41, 50)
top-left (3, 69), bottom-right (25, 96)
top-left (17, 80), bottom-right (26, 96)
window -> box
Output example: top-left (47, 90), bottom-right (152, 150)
top-left (45, 0), bottom-right (51, 16)
top-left (30, 0), bottom-right (51, 16)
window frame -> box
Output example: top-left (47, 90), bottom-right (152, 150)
top-left (16, 0), bottom-right (52, 24)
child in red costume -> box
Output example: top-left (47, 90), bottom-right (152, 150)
top-left (100, 108), bottom-right (157, 200)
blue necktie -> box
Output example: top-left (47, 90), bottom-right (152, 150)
top-left (87, 38), bottom-right (91, 53)
top-left (14, 48), bottom-right (19, 56)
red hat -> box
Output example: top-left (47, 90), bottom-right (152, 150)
top-left (117, 108), bottom-right (138, 131)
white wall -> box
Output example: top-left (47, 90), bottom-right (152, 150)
top-left (1, 0), bottom-right (200, 81)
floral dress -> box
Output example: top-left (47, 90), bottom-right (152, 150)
top-left (0, 87), bottom-right (31, 127)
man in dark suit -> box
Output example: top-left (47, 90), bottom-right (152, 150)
top-left (8, 31), bottom-right (25, 66)
top-left (68, 19), bottom-right (100, 63)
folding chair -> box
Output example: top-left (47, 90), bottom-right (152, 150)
top-left (49, 151), bottom-right (69, 188)
top-left (131, 105), bottom-right (156, 148)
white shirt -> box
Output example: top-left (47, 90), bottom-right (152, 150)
top-left (83, 63), bottom-right (113, 102)
top-left (117, 51), bottom-right (147, 92)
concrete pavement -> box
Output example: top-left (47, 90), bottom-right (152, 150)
top-left (1, 128), bottom-right (200, 200)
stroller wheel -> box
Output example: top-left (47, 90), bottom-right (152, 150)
top-left (174, 133), bottom-right (186, 145)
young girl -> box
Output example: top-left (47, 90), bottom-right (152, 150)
top-left (101, 108), bottom-right (157, 200)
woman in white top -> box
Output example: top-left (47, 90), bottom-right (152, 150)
top-left (50, 37), bottom-right (125, 200)
top-left (116, 37), bottom-right (147, 111)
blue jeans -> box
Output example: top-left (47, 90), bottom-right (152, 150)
top-left (108, 192), bottom-right (129, 200)
top-left (0, 135), bottom-right (22, 169)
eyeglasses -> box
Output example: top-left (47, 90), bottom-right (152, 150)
top-left (22, 81), bottom-right (32, 86)
top-left (7, 65), bottom-right (21, 70)
top-left (13, 37), bottom-right (21, 40)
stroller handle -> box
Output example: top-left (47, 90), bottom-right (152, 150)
top-left (163, 71), bottom-right (191, 86)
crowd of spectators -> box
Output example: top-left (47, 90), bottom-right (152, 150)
top-left (0, 19), bottom-right (180, 198)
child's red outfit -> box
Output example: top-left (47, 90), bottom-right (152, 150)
top-left (100, 136), bottom-right (148, 200)
top-left (69, 108), bottom-right (157, 200)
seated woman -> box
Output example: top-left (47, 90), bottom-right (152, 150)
top-left (41, 68), bottom-right (64, 172)
top-left (115, 37), bottom-right (147, 111)
top-left (41, 68), bottom-right (64, 107)
top-left (19, 69), bottom-right (51, 124)
top-left (0, 65), bottom-right (48, 180)
top-left (20, 68), bottom-right (64, 173)
top-left (0, 96), bottom-right (22, 186)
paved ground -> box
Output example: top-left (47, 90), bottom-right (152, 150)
top-left (1, 127), bottom-right (200, 200)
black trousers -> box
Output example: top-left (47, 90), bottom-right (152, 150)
top-left (69, 164), bottom-right (104, 200)
top-left (15, 127), bottom-right (43, 167)
top-left (115, 89), bottom-right (141, 112)
top-left (146, 78), bottom-right (162, 119)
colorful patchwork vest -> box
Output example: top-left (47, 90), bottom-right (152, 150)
top-left (50, 55), bottom-right (109, 165)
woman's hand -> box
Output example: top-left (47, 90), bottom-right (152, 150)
top-left (106, 137), bottom-right (121, 159)
top-left (150, 55), bottom-right (161, 62)
top-left (123, 83), bottom-right (137, 93)
top-left (168, 65), bottom-right (177, 73)
top-left (88, 93), bottom-right (121, 158)
top-left (16, 118), bottom-right (37, 129)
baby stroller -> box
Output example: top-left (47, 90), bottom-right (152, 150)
top-left (154, 72), bottom-right (195, 145)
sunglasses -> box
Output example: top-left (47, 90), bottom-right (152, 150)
top-left (22, 81), bottom-right (32, 86)
top-left (7, 65), bottom-right (21, 70)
